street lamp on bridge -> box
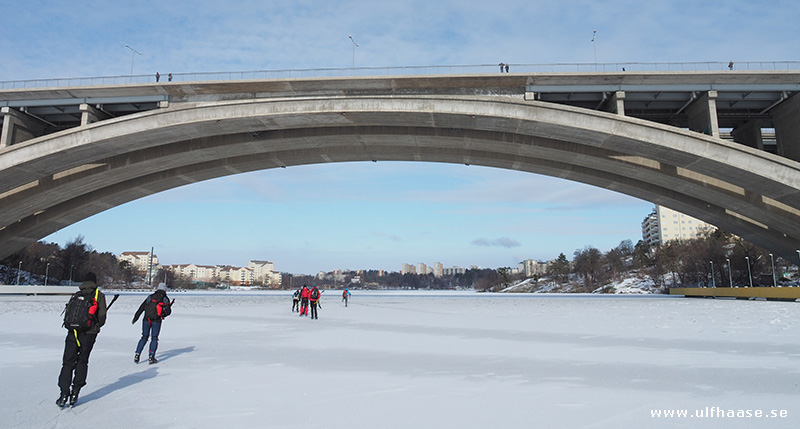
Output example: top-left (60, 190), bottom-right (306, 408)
top-left (591, 30), bottom-right (597, 71)
top-left (124, 44), bottom-right (142, 83)
top-left (348, 35), bottom-right (359, 75)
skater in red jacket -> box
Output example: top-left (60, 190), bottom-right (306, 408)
top-left (299, 285), bottom-right (310, 316)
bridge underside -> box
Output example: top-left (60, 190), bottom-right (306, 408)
top-left (1, 95), bottom-right (800, 262)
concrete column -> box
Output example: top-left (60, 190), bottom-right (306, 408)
top-left (731, 119), bottom-right (764, 150)
top-left (772, 93), bottom-right (800, 162)
top-left (607, 91), bottom-right (626, 115)
top-left (1, 107), bottom-right (46, 148)
top-left (79, 103), bottom-right (110, 125)
top-left (685, 90), bottom-right (719, 138)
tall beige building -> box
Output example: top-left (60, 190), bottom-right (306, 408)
top-left (641, 205), bottom-right (716, 247)
top-left (119, 251), bottom-right (159, 274)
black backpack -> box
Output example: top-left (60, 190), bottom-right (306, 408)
top-left (144, 294), bottom-right (170, 320)
top-left (64, 288), bottom-right (99, 331)
top-left (311, 288), bottom-right (320, 300)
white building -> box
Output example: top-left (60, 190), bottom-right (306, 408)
top-left (442, 266), bottom-right (466, 276)
top-left (518, 259), bottom-right (549, 277)
top-left (248, 260), bottom-right (281, 286)
top-left (165, 263), bottom-right (218, 283)
top-left (641, 205), bottom-right (716, 247)
top-left (433, 262), bottom-right (444, 278)
top-left (119, 251), bottom-right (159, 274)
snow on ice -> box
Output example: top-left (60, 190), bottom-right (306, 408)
top-left (1, 291), bottom-right (799, 428)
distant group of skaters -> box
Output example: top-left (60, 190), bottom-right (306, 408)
top-left (291, 285), bottom-right (352, 318)
top-left (56, 273), bottom-right (173, 408)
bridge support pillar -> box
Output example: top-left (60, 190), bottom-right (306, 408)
top-left (772, 93), bottom-right (800, 162)
top-left (607, 91), bottom-right (626, 115)
top-left (79, 103), bottom-right (110, 125)
top-left (731, 119), bottom-right (764, 150)
top-left (686, 91), bottom-right (719, 138)
top-left (1, 107), bottom-right (46, 148)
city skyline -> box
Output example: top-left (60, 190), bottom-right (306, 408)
top-left (2, 1), bottom-right (797, 274)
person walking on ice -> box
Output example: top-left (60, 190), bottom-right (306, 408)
top-left (342, 288), bottom-right (351, 307)
top-left (299, 284), bottom-right (310, 316)
top-left (292, 289), bottom-right (300, 313)
top-left (132, 282), bottom-right (173, 364)
top-left (57, 272), bottom-right (107, 408)
top-left (309, 286), bottom-right (322, 319)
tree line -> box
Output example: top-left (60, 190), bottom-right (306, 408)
top-left (0, 236), bottom-right (135, 286)
top-left (3, 229), bottom-right (794, 292)
top-left (549, 230), bottom-right (797, 293)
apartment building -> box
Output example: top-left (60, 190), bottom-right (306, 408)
top-left (518, 259), bottom-right (549, 277)
top-left (641, 205), bottom-right (716, 247)
top-left (119, 251), bottom-right (159, 274)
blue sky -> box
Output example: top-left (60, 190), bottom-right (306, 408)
top-left (1, 1), bottom-right (798, 274)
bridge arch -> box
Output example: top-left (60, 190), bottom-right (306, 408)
top-left (2, 95), bottom-right (800, 261)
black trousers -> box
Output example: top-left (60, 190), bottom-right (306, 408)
top-left (310, 302), bottom-right (318, 319)
top-left (58, 330), bottom-right (97, 394)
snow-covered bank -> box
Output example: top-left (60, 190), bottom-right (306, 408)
top-left (1, 293), bottom-right (798, 428)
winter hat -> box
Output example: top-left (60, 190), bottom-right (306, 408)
top-left (157, 282), bottom-right (168, 291)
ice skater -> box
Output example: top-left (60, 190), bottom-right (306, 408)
top-left (309, 286), bottom-right (322, 319)
top-left (342, 288), bottom-right (351, 307)
top-left (57, 272), bottom-right (108, 408)
top-left (299, 285), bottom-right (310, 316)
top-left (132, 282), bottom-right (173, 364)
top-left (292, 289), bottom-right (300, 312)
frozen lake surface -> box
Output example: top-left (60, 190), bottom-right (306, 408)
top-left (1, 291), bottom-right (798, 428)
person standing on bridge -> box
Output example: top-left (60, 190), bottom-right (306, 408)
top-left (156, 72), bottom-right (160, 82)
top-left (168, 73), bottom-right (173, 82)
top-left (499, 62), bottom-right (504, 73)
top-left (505, 63), bottom-right (509, 73)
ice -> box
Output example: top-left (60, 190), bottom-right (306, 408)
top-left (1, 291), bottom-right (798, 428)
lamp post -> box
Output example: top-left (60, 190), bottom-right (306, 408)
top-left (124, 44), bottom-right (142, 83)
top-left (727, 258), bottom-right (733, 287)
top-left (745, 256), bottom-right (753, 287)
top-left (44, 262), bottom-right (50, 287)
top-left (69, 264), bottom-right (74, 286)
top-left (709, 261), bottom-right (715, 287)
top-left (591, 30), bottom-right (597, 71)
top-left (15, 261), bottom-right (22, 285)
top-left (348, 35), bottom-right (359, 75)
top-left (770, 253), bottom-right (777, 287)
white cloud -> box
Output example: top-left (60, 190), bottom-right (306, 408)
top-left (471, 237), bottom-right (522, 248)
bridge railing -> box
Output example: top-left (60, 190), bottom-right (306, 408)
top-left (2, 61), bottom-right (799, 90)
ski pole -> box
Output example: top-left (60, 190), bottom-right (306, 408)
top-left (106, 294), bottom-right (121, 310)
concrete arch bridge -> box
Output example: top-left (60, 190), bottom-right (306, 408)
top-left (1, 71), bottom-right (800, 262)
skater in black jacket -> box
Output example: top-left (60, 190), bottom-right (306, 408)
top-left (57, 272), bottom-right (107, 407)
top-left (132, 283), bottom-right (172, 364)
